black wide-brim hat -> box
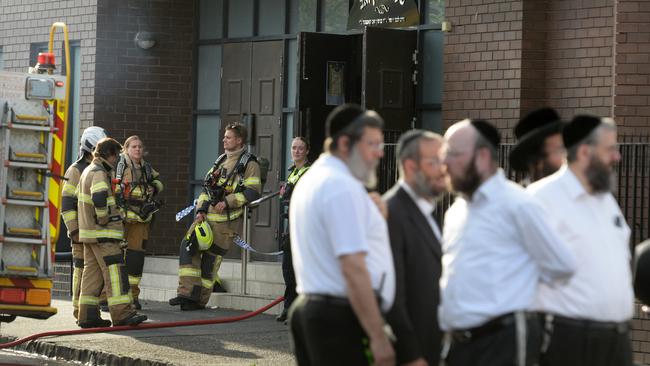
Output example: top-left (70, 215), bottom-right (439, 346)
top-left (510, 108), bottom-right (565, 172)
top-left (635, 239), bottom-right (650, 306)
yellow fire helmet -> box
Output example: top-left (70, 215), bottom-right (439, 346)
top-left (193, 221), bottom-right (213, 251)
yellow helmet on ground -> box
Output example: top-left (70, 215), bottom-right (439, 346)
top-left (193, 221), bottom-right (213, 251)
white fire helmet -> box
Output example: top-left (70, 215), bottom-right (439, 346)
top-left (79, 126), bottom-right (107, 158)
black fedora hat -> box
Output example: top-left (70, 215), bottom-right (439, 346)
top-left (509, 108), bottom-right (565, 172)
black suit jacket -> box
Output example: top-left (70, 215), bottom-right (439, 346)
top-left (383, 184), bottom-right (443, 365)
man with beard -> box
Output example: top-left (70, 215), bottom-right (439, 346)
top-left (383, 130), bottom-right (446, 366)
top-left (510, 108), bottom-right (566, 183)
top-left (527, 115), bottom-right (633, 366)
top-left (439, 119), bottom-right (576, 366)
top-left (289, 104), bottom-right (396, 366)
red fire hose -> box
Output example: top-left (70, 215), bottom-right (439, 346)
top-left (0, 296), bottom-right (284, 350)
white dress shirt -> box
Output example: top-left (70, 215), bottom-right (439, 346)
top-left (439, 170), bottom-right (576, 330)
top-left (399, 179), bottom-right (442, 241)
top-left (289, 154), bottom-right (396, 312)
top-left (527, 165), bottom-right (634, 322)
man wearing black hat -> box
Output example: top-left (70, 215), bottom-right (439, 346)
top-left (527, 115), bottom-right (633, 366)
top-left (288, 104), bottom-right (396, 366)
top-left (383, 130), bottom-right (446, 366)
top-left (510, 108), bottom-right (566, 183)
top-left (634, 240), bottom-right (650, 309)
top-left (439, 119), bottom-right (576, 366)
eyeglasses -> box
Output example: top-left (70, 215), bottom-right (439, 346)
top-left (360, 139), bottom-right (385, 152)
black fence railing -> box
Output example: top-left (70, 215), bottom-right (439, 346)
top-left (379, 142), bottom-right (650, 247)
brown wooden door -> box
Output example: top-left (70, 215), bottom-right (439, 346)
top-left (221, 41), bottom-right (284, 260)
top-left (249, 41), bottom-right (283, 260)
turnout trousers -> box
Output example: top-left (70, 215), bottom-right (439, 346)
top-left (176, 218), bottom-right (241, 306)
top-left (124, 222), bottom-right (149, 301)
top-left (78, 242), bottom-right (135, 324)
top-left (71, 242), bottom-right (84, 320)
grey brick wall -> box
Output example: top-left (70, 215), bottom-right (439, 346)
top-left (0, 0), bottom-right (98, 130)
top-left (1, 0), bottom-right (195, 255)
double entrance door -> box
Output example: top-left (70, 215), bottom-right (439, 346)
top-left (297, 27), bottom-right (417, 192)
top-left (220, 41), bottom-right (283, 260)
top-left (218, 28), bottom-right (417, 258)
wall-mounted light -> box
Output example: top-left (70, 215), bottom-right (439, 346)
top-left (134, 31), bottom-right (156, 50)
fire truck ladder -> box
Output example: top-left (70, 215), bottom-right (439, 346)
top-left (0, 96), bottom-right (54, 279)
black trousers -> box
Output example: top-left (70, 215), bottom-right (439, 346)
top-left (446, 313), bottom-right (541, 366)
top-left (281, 246), bottom-right (297, 311)
top-left (540, 316), bottom-right (632, 366)
top-left (289, 295), bottom-right (371, 366)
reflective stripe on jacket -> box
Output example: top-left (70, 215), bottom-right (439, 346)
top-left (61, 157), bottom-right (91, 238)
top-left (78, 158), bottom-right (124, 243)
top-left (197, 150), bottom-right (262, 223)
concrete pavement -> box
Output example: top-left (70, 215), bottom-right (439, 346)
top-left (0, 298), bottom-right (294, 365)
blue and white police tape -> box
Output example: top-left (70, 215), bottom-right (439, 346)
top-left (233, 235), bottom-right (284, 256)
top-left (175, 204), bottom-right (196, 222)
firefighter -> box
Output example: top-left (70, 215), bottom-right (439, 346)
top-left (169, 122), bottom-right (261, 311)
top-left (77, 137), bottom-right (147, 327)
top-left (61, 126), bottom-right (108, 321)
top-left (114, 136), bottom-right (163, 310)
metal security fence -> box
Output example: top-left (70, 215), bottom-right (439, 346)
top-left (379, 141), bottom-right (650, 246)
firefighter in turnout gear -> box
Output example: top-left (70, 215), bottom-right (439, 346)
top-left (170, 122), bottom-right (261, 311)
top-left (77, 138), bottom-right (147, 328)
top-left (61, 126), bottom-right (107, 320)
top-left (114, 136), bottom-right (164, 310)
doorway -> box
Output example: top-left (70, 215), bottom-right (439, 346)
top-left (297, 27), bottom-right (417, 191)
top-left (221, 40), bottom-right (284, 260)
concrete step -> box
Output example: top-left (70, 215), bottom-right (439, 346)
top-left (139, 256), bottom-right (285, 315)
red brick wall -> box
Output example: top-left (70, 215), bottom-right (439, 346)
top-left (442, 0), bottom-right (524, 134)
top-left (614, 0), bottom-right (650, 137)
top-left (94, 0), bottom-right (195, 254)
top-left (443, 0), bottom-right (620, 133)
top-left (545, 0), bottom-right (615, 121)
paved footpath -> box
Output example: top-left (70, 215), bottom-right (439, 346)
top-left (0, 298), bottom-right (294, 366)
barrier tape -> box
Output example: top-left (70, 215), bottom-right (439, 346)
top-left (233, 236), bottom-right (283, 256)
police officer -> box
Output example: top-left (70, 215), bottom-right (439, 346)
top-left (77, 138), bottom-right (147, 328)
top-left (61, 126), bottom-right (107, 321)
top-left (510, 108), bottom-right (566, 183)
top-left (115, 135), bottom-right (163, 310)
top-left (170, 122), bottom-right (261, 311)
top-left (277, 136), bottom-right (310, 323)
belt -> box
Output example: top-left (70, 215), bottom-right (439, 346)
top-left (549, 314), bottom-right (629, 333)
top-left (451, 312), bottom-right (535, 343)
top-left (304, 294), bottom-right (350, 306)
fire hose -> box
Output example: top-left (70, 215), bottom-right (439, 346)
top-left (0, 296), bottom-right (284, 350)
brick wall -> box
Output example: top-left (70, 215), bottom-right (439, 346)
top-left (442, 0), bottom-right (524, 134)
top-left (0, 0), bottom-right (98, 129)
top-left (545, 0), bottom-right (615, 121)
top-left (94, 0), bottom-right (194, 254)
top-left (614, 0), bottom-right (650, 137)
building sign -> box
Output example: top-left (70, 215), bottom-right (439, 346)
top-left (347, 0), bottom-right (419, 30)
